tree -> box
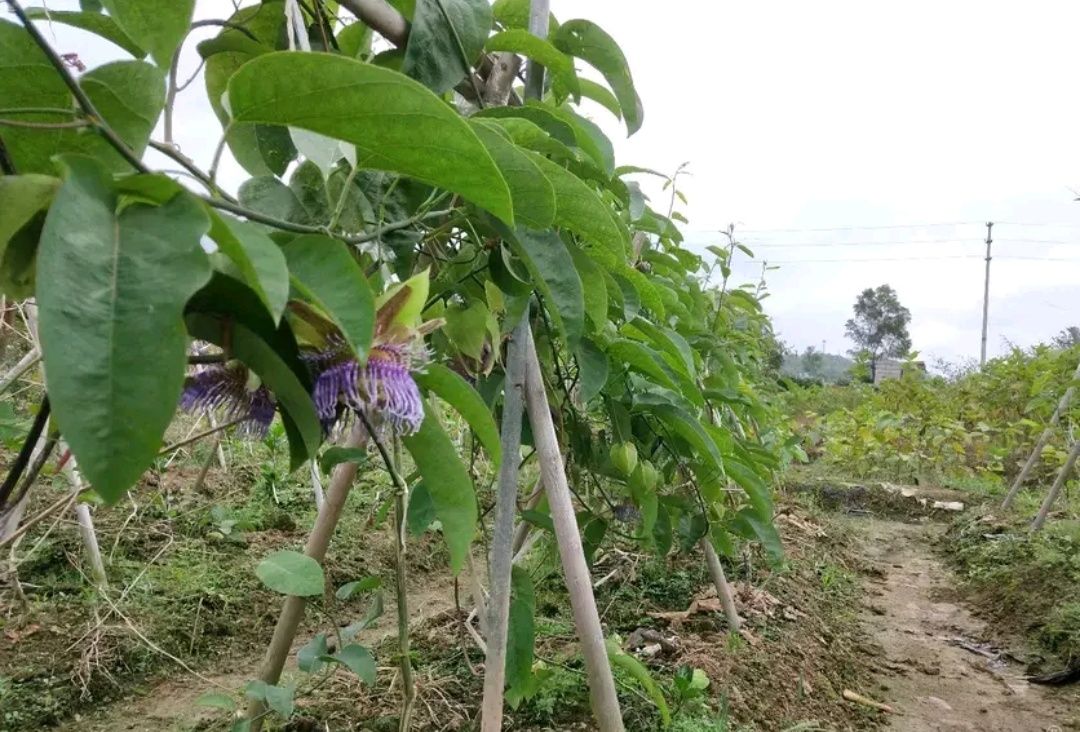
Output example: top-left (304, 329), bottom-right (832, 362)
top-left (1051, 326), bottom-right (1080, 350)
top-left (844, 285), bottom-right (912, 366)
top-left (801, 346), bottom-right (824, 378)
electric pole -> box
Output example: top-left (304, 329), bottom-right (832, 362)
top-left (979, 221), bottom-right (993, 366)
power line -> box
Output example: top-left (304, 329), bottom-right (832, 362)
top-left (739, 238), bottom-right (1078, 248)
top-left (763, 254), bottom-right (1080, 264)
top-left (733, 221), bottom-right (983, 234)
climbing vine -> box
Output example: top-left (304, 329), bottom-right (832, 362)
top-left (0, 0), bottom-right (791, 728)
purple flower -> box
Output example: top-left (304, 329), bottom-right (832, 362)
top-left (305, 339), bottom-right (425, 435)
top-left (180, 362), bottom-right (276, 438)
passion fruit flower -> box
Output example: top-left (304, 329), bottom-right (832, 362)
top-left (301, 270), bottom-right (441, 436)
top-left (180, 361), bottom-right (276, 437)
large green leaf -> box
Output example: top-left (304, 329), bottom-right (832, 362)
top-left (575, 338), bottom-right (609, 404)
top-left (605, 636), bottom-right (670, 726)
top-left (508, 229), bottom-right (584, 349)
top-left (24, 8), bottom-right (146, 57)
top-left (471, 120), bottom-right (555, 230)
top-left (724, 457), bottom-right (774, 521)
top-left (443, 300), bottom-right (489, 360)
top-left (289, 161), bottom-right (332, 225)
top-left (280, 234), bottom-right (374, 361)
top-left (402, 0), bottom-right (492, 94)
top-left (485, 30), bottom-right (579, 98)
top-left (558, 77), bottom-right (621, 120)
top-left (255, 549), bottom-right (325, 597)
top-left (207, 212), bottom-right (290, 323)
top-left (0, 174), bottom-right (59, 298)
top-left (607, 339), bottom-right (679, 391)
top-left (322, 644), bottom-right (376, 685)
top-left (474, 106), bottom-right (577, 147)
top-left (227, 52), bottom-right (514, 225)
top-left (74, 61), bottom-right (166, 169)
top-left (37, 158), bottom-right (211, 502)
top-left (545, 104), bottom-right (614, 175)
top-left (402, 406), bottom-right (477, 573)
top-left (566, 242), bottom-right (606, 329)
top-left (526, 153), bottom-right (628, 260)
top-left (203, 2), bottom-right (294, 177)
top-left (414, 363), bottom-right (501, 467)
top-left (100, 0), bottom-right (194, 65)
top-left (0, 24), bottom-right (163, 174)
top-left (639, 402), bottom-right (724, 476)
top-left (552, 20), bottom-right (643, 135)
top-left (238, 177), bottom-right (309, 224)
top-left (505, 566), bottom-right (535, 699)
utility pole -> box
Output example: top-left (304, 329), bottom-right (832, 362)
top-left (979, 221), bottom-right (993, 366)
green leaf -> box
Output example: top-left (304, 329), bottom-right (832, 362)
top-left (485, 30), bottom-right (579, 98)
top-left (195, 692), bottom-right (237, 711)
top-left (255, 550), bottom-right (325, 597)
top-left (23, 8), bottom-right (146, 57)
top-left (608, 339), bottom-right (679, 391)
top-left (297, 633), bottom-right (328, 673)
top-left (725, 457), bottom-right (774, 520)
top-left (0, 25), bottom-right (164, 174)
top-left (74, 61), bottom-right (166, 169)
top-left (730, 508), bottom-right (783, 563)
top-left (207, 212), bottom-right (289, 323)
top-left (640, 402), bottom-right (724, 477)
top-left (263, 683), bottom-right (294, 719)
top-left (402, 407), bottom-right (477, 573)
top-left (281, 235), bottom-right (374, 360)
top-left (0, 174), bottom-right (59, 298)
top-left (506, 566), bottom-right (535, 699)
top-left (552, 20), bottom-right (643, 135)
top-left (474, 106), bottom-right (577, 147)
top-left (319, 446), bottom-right (368, 474)
top-left (566, 242), bottom-right (607, 329)
top-left (470, 120), bottom-right (556, 230)
top-left (560, 77), bottom-right (621, 120)
top-left (227, 52), bottom-right (513, 225)
top-left (605, 636), bottom-right (670, 726)
top-left (575, 338), bottom-right (609, 404)
top-left (289, 161), bottom-right (333, 224)
top-left (507, 229), bottom-right (584, 349)
top-left (37, 159), bottom-right (210, 502)
top-left (343, 592), bottom-right (385, 636)
top-left (324, 644), bottom-right (376, 685)
top-left (99, 0), bottom-right (194, 65)
top-left (402, 0), bottom-right (492, 94)
top-left (238, 177), bottom-right (308, 224)
top-left (414, 363), bottom-right (501, 467)
top-left (624, 318), bottom-right (696, 379)
top-left (203, 2), bottom-right (294, 177)
top-left (338, 20), bottom-right (373, 58)
top-left (545, 104), bottom-right (614, 175)
top-left (336, 576), bottom-right (381, 601)
top-left (526, 154), bottom-right (628, 260)
top-left (407, 481), bottom-right (436, 535)
top-left (443, 300), bottom-right (490, 360)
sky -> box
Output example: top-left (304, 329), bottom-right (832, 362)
top-left (22, 0), bottom-right (1080, 365)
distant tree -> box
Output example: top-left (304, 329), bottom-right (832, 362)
top-left (802, 346), bottom-right (824, 378)
top-left (1051, 326), bottom-right (1080, 350)
top-left (845, 285), bottom-right (912, 367)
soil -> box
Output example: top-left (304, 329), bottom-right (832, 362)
top-left (855, 516), bottom-right (1079, 732)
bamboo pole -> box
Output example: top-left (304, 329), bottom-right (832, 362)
top-left (700, 538), bottom-right (741, 632)
top-left (1031, 439), bottom-right (1080, 531)
top-left (1003, 357), bottom-right (1080, 509)
top-left (522, 330), bottom-right (625, 731)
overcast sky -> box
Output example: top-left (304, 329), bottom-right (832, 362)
top-left (23, 1), bottom-right (1080, 365)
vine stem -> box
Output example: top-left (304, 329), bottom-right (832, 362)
top-left (358, 413), bottom-right (415, 731)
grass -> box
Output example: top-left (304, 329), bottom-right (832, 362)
top-left (942, 497), bottom-right (1080, 669)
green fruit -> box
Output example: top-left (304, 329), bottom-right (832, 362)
top-left (611, 441), bottom-right (638, 477)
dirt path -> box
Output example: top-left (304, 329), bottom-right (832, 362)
top-left (856, 517), bottom-right (1076, 732)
